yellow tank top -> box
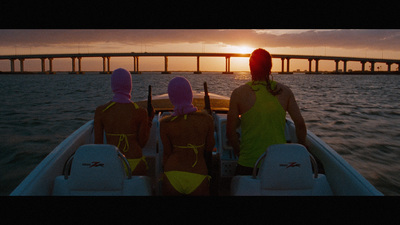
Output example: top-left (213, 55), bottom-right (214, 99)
top-left (238, 81), bottom-right (286, 167)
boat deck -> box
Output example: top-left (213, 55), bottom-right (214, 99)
top-left (10, 92), bottom-right (383, 196)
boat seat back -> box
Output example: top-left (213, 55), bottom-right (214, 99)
top-left (231, 144), bottom-right (333, 196)
top-left (52, 144), bottom-right (152, 196)
top-left (258, 144), bottom-right (314, 190)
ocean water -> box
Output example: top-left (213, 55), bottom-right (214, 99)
top-left (0, 72), bottom-right (399, 195)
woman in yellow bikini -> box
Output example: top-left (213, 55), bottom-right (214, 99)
top-left (94, 68), bottom-right (154, 176)
top-left (160, 77), bottom-right (215, 196)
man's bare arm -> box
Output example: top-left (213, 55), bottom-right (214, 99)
top-left (227, 90), bottom-right (241, 157)
top-left (286, 88), bottom-right (307, 147)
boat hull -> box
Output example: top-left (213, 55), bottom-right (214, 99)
top-left (10, 93), bottom-right (383, 196)
top-left (11, 120), bottom-right (94, 196)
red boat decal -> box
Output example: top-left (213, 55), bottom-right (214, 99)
top-left (82, 161), bottom-right (104, 168)
top-left (279, 162), bottom-right (301, 168)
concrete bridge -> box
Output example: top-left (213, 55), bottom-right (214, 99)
top-left (1, 52), bottom-right (400, 74)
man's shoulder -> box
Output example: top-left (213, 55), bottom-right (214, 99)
top-left (275, 82), bottom-right (293, 93)
top-left (232, 83), bottom-right (252, 95)
top-left (274, 82), bottom-right (295, 102)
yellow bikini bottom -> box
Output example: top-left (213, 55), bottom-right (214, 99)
top-left (164, 171), bottom-right (211, 195)
top-left (123, 156), bottom-right (149, 173)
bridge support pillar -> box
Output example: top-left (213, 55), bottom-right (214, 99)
top-left (101, 57), bottom-right (110, 74)
top-left (132, 56), bottom-right (141, 74)
top-left (387, 62), bottom-right (392, 72)
top-left (48, 58), bottom-right (55, 74)
top-left (315, 59), bottom-right (319, 73)
top-left (279, 58), bottom-right (293, 74)
top-left (342, 60), bottom-right (347, 73)
top-left (308, 59), bottom-right (312, 73)
top-left (370, 61), bottom-right (375, 72)
top-left (286, 58), bottom-right (290, 73)
top-left (335, 60), bottom-right (340, 73)
top-left (102, 57), bottom-right (106, 73)
top-left (10, 59), bottom-right (16, 73)
top-left (194, 56), bottom-right (202, 74)
top-left (19, 59), bottom-right (25, 73)
top-left (41, 58), bottom-right (46, 73)
top-left (361, 61), bottom-right (366, 72)
top-left (77, 57), bottom-right (84, 74)
top-left (162, 56), bottom-right (171, 74)
top-left (69, 57), bottom-right (77, 74)
top-left (107, 57), bottom-right (111, 73)
top-left (223, 56), bottom-right (233, 74)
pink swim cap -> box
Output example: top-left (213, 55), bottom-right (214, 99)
top-left (111, 68), bottom-right (132, 103)
top-left (168, 77), bottom-right (198, 116)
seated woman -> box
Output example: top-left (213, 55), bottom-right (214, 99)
top-left (160, 77), bottom-right (215, 196)
top-left (94, 68), bottom-right (154, 176)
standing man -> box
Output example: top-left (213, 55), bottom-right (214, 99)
top-left (227, 48), bottom-right (307, 175)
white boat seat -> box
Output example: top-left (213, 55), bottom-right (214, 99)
top-left (231, 143), bottom-right (333, 196)
top-left (52, 144), bottom-right (152, 196)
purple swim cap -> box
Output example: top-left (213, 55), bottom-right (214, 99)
top-left (168, 77), bottom-right (198, 116)
top-left (111, 68), bottom-right (132, 103)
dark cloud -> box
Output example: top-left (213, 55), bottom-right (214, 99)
top-left (0, 29), bottom-right (400, 51)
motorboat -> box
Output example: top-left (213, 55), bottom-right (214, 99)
top-left (10, 85), bottom-right (383, 196)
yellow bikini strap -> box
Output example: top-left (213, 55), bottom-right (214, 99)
top-left (106, 133), bottom-right (135, 152)
top-left (102, 102), bottom-right (116, 112)
top-left (173, 143), bottom-right (205, 167)
top-left (126, 156), bottom-right (149, 172)
top-left (170, 114), bottom-right (188, 121)
top-left (102, 102), bottom-right (139, 112)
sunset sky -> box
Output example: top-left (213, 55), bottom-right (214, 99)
top-left (1, 29), bottom-right (400, 72)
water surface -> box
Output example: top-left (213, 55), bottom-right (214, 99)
top-left (1, 72), bottom-right (399, 195)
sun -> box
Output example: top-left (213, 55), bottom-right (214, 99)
top-left (236, 45), bottom-right (253, 54)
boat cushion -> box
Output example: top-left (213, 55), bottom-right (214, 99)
top-left (52, 144), bottom-right (152, 196)
top-left (258, 144), bottom-right (314, 190)
top-left (231, 144), bottom-right (333, 196)
top-left (68, 144), bottom-right (125, 191)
